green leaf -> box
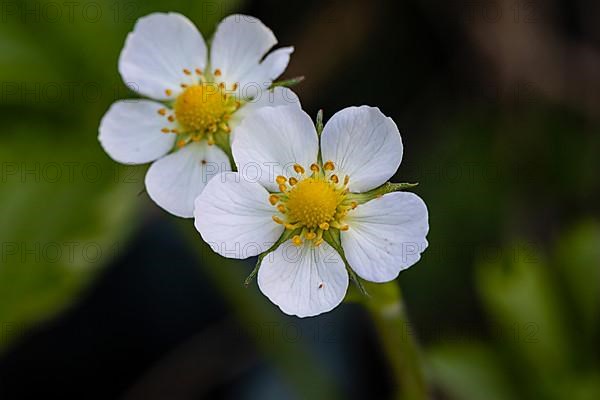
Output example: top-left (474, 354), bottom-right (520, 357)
top-left (428, 342), bottom-right (518, 400)
top-left (0, 126), bottom-right (140, 352)
top-left (555, 221), bottom-right (600, 335)
top-left (476, 243), bottom-right (572, 377)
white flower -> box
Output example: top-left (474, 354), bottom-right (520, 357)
top-left (99, 13), bottom-right (298, 217)
top-left (194, 105), bottom-right (429, 317)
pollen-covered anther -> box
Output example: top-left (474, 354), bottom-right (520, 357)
top-left (330, 174), bottom-right (339, 184)
top-left (323, 161), bottom-right (335, 171)
top-left (183, 68), bottom-right (191, 75)
top-left (293, 164), bottom-right (305, 175)
top-left (310, 163), bottom-right (320, 174)
top-left (272, 216), bottom-right (284, 225)
top-left (319, 222), bottom-right (330, 230)
top-left (158, 108), bottom-right (167, 116)
top-left (292, 235), bottom-right (303, 246)
top-left (165, 89), bottom-right (173, 96)
top-left (269, 194), bottom-right (280, 205)
top-left (276, 176), bottom-right (287, 185)
top-left (214, 68), bottom-right (222, 77)
top-left (289, 177), bottom-right (298, 186)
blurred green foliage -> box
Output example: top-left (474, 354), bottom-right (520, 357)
top-left (0, 0), bottom-right (240, 351)
top-left (428, 222), bottom-right (600, 400)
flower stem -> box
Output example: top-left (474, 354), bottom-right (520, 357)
top-left (360, 282), bottom-right (430, 400)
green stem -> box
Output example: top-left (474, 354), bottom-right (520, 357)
top-left (360, 282), bottom-right (430, 400)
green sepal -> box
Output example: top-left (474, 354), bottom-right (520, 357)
top-left (213, 131), bottom-right (235, 169)
top-left (315, 110), bottom-right (324, 165)
top-left (347, 182), bottom-right (419, 205)
top-left (316, 109), bottom-right (324, 136)
top-left (322, 228), bottom-right (369, 296)
top-left (269, 76), bottom-right (305, 89)
top-left (244, 228), bottom-right (300, 287)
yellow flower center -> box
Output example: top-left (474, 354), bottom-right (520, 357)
top-left (270, 161), bottom-right (357, 247)
top-left (156, 68), bottom-right (242, 148)
top-left (174, 84), bottom-right (233, 132)
top-left (286, 178), bottom-right (341, 229)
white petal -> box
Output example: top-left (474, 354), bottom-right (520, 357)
top-left (321, 106), bottom-right (403, 192)
top-left (194, 172), bottom-right (284, 259)
top-left (230, 87), bottom-right (301, 142)
top-left (210, 15), bottom-right (286, 89)
top-left (236, 87), bottom-right (301, 118)
top-left (258, 241), bottom-right (349, 317)
top-left (341, 192), bottom-right (429, 282)
top-left (119, 13), bottom-right (207, 100)
top-left (232, 105), bottom-right (318, 192)
top-left (145, 142), bottom-right (231, 218)
top-left (236, 47), bottom-right (295, 98)
top-left (99, 100), bottom-right (176, 164)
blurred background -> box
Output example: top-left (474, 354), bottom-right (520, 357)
top-left (1, 0), bottom-right (599, 399)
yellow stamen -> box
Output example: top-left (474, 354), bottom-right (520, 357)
top-left (289, 177), bottom-right (298, 186)
top-left (214, 68), bottom-right (222, 76)
top-left (269, 194), bottom-right (279, 205)
top-left (293, 164), bottom-right (305, 174)
top-left (292, 235), bottom-right (303, 246)
top-left (323, 161), bottom-right (335, 171)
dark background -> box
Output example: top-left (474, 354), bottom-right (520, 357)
top-left (1, 0), bottom-right (599, 399)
